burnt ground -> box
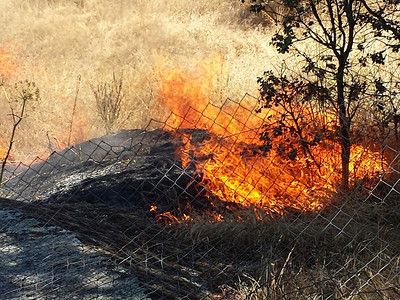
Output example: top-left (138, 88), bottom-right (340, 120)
top-left (2, 129), bottom-right (213, 213)
top-left (0, 202), bottom-right (149, 300)
top-left (0, 128), bottom-right (226, 299)
top-left (3, 129), bottom-right (184, 206)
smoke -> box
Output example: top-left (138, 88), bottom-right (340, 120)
top-left (0, 0), bottom-right (278, 161)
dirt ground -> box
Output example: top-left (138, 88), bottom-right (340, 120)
top-left (0, 203), bottom-right (149, 299)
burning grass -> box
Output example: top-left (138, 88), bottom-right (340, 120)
top-left (154, 62), bottom-right (385, 218)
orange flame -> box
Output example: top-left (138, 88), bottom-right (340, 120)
top-left (0, 46), bottom-right (20, 79)
top-left (156, 211), bottom-right (180, 225)
top-left (156, 55), bottom-right (384, 216)
top-left (0, 137), bottom-right (14, 163)
top-left (0, 146), bottom-right (8, 162)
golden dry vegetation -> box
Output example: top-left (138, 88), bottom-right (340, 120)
top-left (0, 0), bottom-right (280, 161)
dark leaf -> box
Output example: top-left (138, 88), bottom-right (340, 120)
top-left (326, 63), bottom-right (336, 70)
top-left (375, 79), bottom-right (387, 94)
top-left (370, 51), bottom-right (386, 65)
top-left (287, 149), bottom-right (297, 160)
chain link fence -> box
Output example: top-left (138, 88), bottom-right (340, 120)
top-left (0, 95), bottom-right (399, 299)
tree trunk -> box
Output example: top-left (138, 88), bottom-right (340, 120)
top-left (337, 67), bottom-right (350, 191)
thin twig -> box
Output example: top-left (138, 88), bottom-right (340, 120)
top-left (0, 86), bottom-right (27, 186)
top-left (68, 74), bottom-right (81, 147)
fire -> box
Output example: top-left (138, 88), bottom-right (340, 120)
top-left (156, 212), bottom-right (180, 225)
top-left (0, 46), bottom-right (20, 79)
top-left (0, 146), bottom-right (8, 162)
top-left (155, 55), bottom-right (384, 216)
top-left (156, 53), bottom-right (228, 131)
top-left (0, 138), bottom-right (14, 163)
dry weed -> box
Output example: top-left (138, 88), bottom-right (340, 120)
top-left (0, 0), bottom-right (279, 161)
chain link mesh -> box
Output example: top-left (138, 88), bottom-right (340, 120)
top-left (0, 95), bottom-right (399, 299)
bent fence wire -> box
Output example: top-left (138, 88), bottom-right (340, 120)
top-left (0, 94), bottom-right (399, 299)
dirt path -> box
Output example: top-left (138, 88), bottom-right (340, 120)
top-left (0, 204), bottom-right (149, 299)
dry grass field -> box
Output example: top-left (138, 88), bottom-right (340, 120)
top-left (0, 1), bottom-right (399, 299)
top-left (0, 0), bottom-right (280, 162)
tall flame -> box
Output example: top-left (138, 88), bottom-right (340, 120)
top-left (156, 55), bottom-right (384, 215)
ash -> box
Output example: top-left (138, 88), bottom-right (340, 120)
top-left (0, 128), bottom-right (211, 299)
top-left (2, 129), bottom-right (197, 210)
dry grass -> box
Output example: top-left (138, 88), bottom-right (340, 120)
top-left (173, 185), bottom-right (400, 299)
top-left (0, 0), bottom-right (279, 161)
